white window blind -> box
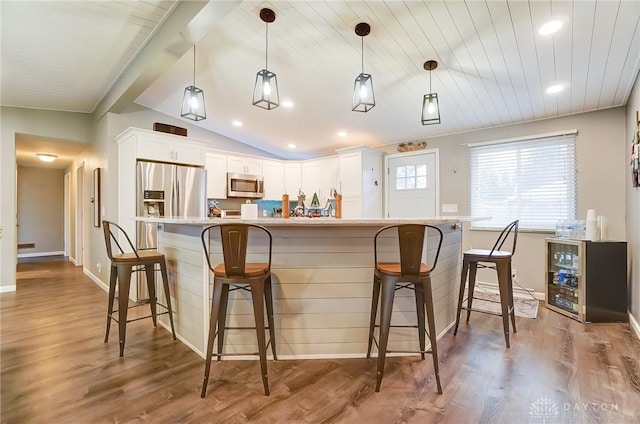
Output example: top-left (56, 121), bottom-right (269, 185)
top-left (469, 134), bottom-right (576, 231)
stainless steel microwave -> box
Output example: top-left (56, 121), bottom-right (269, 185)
top-left (227, 173), bottom-right (264, 198)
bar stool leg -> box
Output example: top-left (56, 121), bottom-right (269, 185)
top-left (466, 261), bottom-right (478, 323)
top-left (116, 264), bottom-right (133, 357)
top-left (414, 284), bottom-right (426, 360)
top-left (145, 264), bottom-right (157, 327)
top-left (201, 279), bottom-right (224, 398)
top-left (366, 274), bottom-right (381, 358)
top-left (249, 281), bottom-right (270, 396)
top-left (105, 265), bottom-right (118, 343)
top-left (422, 277), bottom-right (442, 394)
top-left (375, 278), bottom-right (397, 392)
top-left (216, 284), bottom-right (230, 362)
top-left (264, 275), bottom-right (277, 360)
top-left (496, 261), bottom-right (512, 348)
top-left (159, 259), bottom-right (176, 339)
top-left (508, 263), bottom-right (517, 333)
top-left (454, 257), bottom-right (469, 335)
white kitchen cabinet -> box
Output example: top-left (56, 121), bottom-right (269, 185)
top-left (284, 162), bottom-right (302, 198)
top-left (337, 147), bottom-right (383, 218)
top-left (262, 159), bottom-right (285, 200)
top-left (205, 152), bottom-right (227, 199)
top-left (301, 160), bottom-right (322, 206)
top-left (135, 132), bottom-right (205, 166)
top-left (227, 155), bottom-right (263, 175)
top-left (321, 156), bottom-right (339, 204)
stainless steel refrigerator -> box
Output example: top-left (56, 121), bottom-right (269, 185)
top-left (136, 160), bottom-right (206, 301)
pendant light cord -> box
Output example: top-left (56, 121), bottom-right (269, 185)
top-left (429, 68), bottom-right (432, 93)
top-left (193, 45), bottom-right (196, 86)
top-left (361, 36), bottom-right (364, 74)
top-left (265, 23), bottom-right (269, 70)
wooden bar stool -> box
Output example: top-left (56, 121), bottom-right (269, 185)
top-left (367, 224), bottom-right (444, 393)
top-left (102, 220), bottom-right (176, 357)
top-left (454, 220), bottom-right (519, 347)
top-left (200, 224), bottom-right (276, 397)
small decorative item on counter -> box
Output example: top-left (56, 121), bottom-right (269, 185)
top-left (335, 192), bottom-right (342, 219)
top-left (293, 190), bottom-right (306, 217)
top-left (282, 194), bottom-right (289, 219)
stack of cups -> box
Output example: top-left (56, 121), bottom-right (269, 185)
top-left (585, 209), bottom-right (598, 241)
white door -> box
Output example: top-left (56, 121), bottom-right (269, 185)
top-left (386, 150), bottom-right (439, 218)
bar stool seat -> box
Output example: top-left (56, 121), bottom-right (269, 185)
top-left (367, 224), bottom-right (444, 393)
top-left (454, 220), bottom-right (519, 348)
top-left (102, 220), bottom-right (176, 357)
top-left (200, 224), bottom-right (276, 398)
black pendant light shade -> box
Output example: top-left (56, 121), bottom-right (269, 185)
top-left (181, 45), bottom-right (206, 121)
top-left (253, 8), bottom-right (279, 110)
top-left (421, 60), bottom-right (440, 125)
top-left (352, 22), bottom-right (375, 112)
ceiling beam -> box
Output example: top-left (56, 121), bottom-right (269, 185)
top-left (93, 0), bottom-right (241, 119)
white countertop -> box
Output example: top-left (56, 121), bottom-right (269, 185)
top-left (135, 216), bottom-right (486, 226)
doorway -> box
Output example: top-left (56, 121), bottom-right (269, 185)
top-left (385, 149), bottom-right (439, 218)
top-left (75, 163), bottom-right (84, 267)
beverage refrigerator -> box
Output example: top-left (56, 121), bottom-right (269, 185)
top-left (136, 160), bottom-right (206, 301)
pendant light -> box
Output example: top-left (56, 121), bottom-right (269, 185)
top-left (352, 22), bottom-right (375, 112)
top-left (421, 60), bottom-right (440, 125)
top-left (253, 8), bottom-right (279, 110)
top-left (181, 45), bottom-right (206, 121)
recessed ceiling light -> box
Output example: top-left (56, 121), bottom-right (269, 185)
top-left (288, 143), bottom-right (296, 149)
top-left (37, 153), bottom-right (57, 162)
top-left (282, 100), bottom-right (294, 108)
top-left (546, 84), bottom-right (564, 94)
top-left (338, 131), bottom-right (348, 137)
top-left (232, 120), bottom-right (243, 127)
top-left (539, 20), bottom-right (562, 35)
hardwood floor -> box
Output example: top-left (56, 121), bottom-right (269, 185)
top-left (2, 258), bottom-right (639, 423)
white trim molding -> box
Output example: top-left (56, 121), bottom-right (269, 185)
top-left (17, 251), bottom-right (64, 259)
top-left (463, 129), bottom-right (578, 148)
top-left (629, 312), bottom-right (640, 340)
top-left (0, 285), bottom-right (17, 293)
top-left (83, 268), bottom-right (108, 292)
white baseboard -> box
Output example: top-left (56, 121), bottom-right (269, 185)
top-left (17, 250), bottom-right (64, 258)
top-left (0, 285), bottom-right (16, 293)
top-left (83, 268), bottom-right (108, 292)
top-left (69, 256), bottom-right (78, 266)
top-left (629, 312), bottom-right (640, 340)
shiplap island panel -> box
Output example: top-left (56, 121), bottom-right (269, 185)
top-left (137, 217), bottom-right (478, 359)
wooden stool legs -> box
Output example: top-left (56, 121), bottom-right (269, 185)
top-left (454, 258), bottom-right (517, 348)
top-left (105, 259), bottom-right (176, 357)
top-left (367, 276), bottom-right (442, 394)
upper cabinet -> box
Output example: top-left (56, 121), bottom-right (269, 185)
top-left (227, 155), bottom-right (263, 175)
top-left (338, 147), bottom-right (383, 218)
top-left (262, 159), bottom-right (285, 200)
top-left (128, 130), bottom-right (206, 166)
top-left (301, 160), bottom-right (322, 206)
top-left (284, 162), bottom-right (302, 198)
top-left (205, 152), bottom-right (227, 199)
top-left (321, 156), bottom-right (340, 205)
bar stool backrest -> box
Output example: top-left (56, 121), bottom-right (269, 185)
top-left (374, 224), bottom-right (444, 275)
top-left (488, 220), bottom-right (520, 257)
top-left (201, 224), bottom-right (272, 276)
top-left (102, 220), bottom-right (138, 261)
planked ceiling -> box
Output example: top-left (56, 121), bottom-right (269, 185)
top-left (3, 1), bottom-right (640, 162)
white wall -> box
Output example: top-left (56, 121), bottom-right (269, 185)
top-left (378, 107), bottom-right (628, 296)
top-left (625, 71), bottom-right (640, 329)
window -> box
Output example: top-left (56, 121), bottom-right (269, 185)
top-left (469, 133), bottom-right (576, 231)
top-left (395, 164), bottom-right (427, 190)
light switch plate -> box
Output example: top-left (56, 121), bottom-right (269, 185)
top-left (442, 203), bottom-right (458, 213)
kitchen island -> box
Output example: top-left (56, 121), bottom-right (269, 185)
top-left (136, 217), bottom-right (478, 359)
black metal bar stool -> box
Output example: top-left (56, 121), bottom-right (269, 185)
top-left (200, 224), bottom-right (276, 397)
top-left (454, 220), bottom-right (519, 347)
top-left (367, 224), bottom-right (444, 393)
top-left (102, 220), bottom-right (176, 357)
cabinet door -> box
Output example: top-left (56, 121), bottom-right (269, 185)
top-left (227, 155), bottom-right (263, 175)
top-left (262, 160), bottom-right (284, 200)
top-left (174, 141), bottom-right (205, 166)
top-left (205, 153), bottom-right (227, 199)
top-left (545, 239), bottom-right (582, 321)
top-left (136, 136), bottom-right (173, 162)
top-left (321, 156), bottom-right (339, 204)
top-left (284, 162), bottom-right (302, 197)
top-left (301, 160), bottom-right (322, 206)
top-left (341, 195), bottom-right (362, 219)
top-left (339, 152), bottom-right (362, 196)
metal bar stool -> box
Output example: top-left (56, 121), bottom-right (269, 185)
top-left (367, 224), bottom-right (444, 393)
top-left (200, 224), bottom-right (277, 397)
top-left (454, 220), bottom-right (519, 347)
top-left (102, 220), bottom-right (176, 357)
